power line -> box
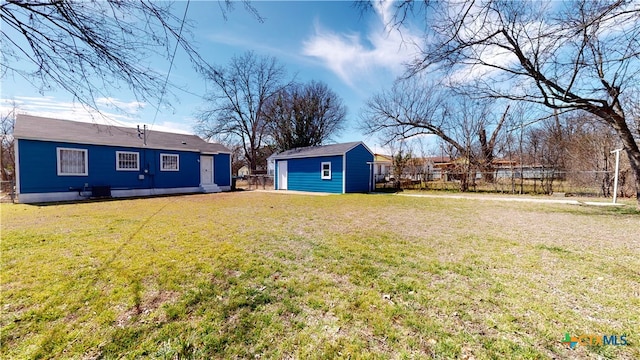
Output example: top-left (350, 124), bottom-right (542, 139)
top-left (149, 0), bottom-right (191, 131)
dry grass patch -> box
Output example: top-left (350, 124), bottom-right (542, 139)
top-left (1, 192), bottom-right (638, 359)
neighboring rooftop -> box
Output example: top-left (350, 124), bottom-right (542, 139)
top-left (374, 153), bottom-right (393, 162)
top-left (14, 114), bottom-right (229, 153)
top-left (269, 142), bottom-right (366, 160)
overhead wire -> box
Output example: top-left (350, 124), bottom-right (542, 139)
top-left (149, 0), bottom-right (191, 132)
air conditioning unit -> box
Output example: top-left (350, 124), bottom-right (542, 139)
top-left (91, 186), bottom-right (112, 198)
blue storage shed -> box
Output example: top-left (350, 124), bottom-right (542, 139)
top-left (14, 115), bottom-right (232, 203)
top-left (271, 142), bottom-right (374, 194)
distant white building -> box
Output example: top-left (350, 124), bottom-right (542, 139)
top-left (266, 156), bottom-right (275, 176)
top-left (237, 165), bottom-right (250, 178)
top-left (373, 154), bottom-right (392, 182)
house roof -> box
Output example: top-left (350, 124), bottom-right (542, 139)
top-left (14, 114), bottom-right (230, 154)
top-left (269, 141), bottom-right (370, 160)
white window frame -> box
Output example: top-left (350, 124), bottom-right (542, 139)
top-left (160, 153), bottom-right (179, 171)
top-left (57, 147), bottom-right (88, 176)
top-left (321, 161), bottom-right (331, 180)
top-left (116, 151), bottom-right (140, 171)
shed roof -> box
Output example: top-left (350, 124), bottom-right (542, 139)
top-left (14, 114), bottom-right (229, 154)
top-left (269, 142), bottom-right (370, 160)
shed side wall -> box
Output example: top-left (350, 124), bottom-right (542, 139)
top-left (286, 156), bottom-right (343, 193)
top-left (345, 144), bottom-right (374, 193)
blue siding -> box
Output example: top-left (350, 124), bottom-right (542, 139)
top-left (284, 156), bottom-right (343, 193)
top-left (17, 139), bottom-right (200, 194)
top-left (153, 151), bottom-right (200, 189)
top-left (345, 144), bottom-right (374, 193)
top-left (214, 153), bottom-right (231, 186)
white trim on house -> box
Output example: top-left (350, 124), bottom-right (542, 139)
top-left (18, 191), bottom-right (87, 203)
top-left (278, 160), bottom-right (288, 190)
top-left (14, 139), bottom-right (20, 196)
top-left (321, 161), bottom-right (331, 180)
top-left (18, 186), bottom-right (203, 203)
top-left (199, 155), bottom-right (213, 185)
top-left (160, 153), bottom-right (179, 171)
top-left (57, 147), bottom-right (88, 176)
top-left (116, 151), bottom-right (140, 171)
top-left (112, 187), bottom-right (201, 197)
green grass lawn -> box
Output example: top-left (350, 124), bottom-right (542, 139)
top-left (1, 192), bottom-right (638, 359)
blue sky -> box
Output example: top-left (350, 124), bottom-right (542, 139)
top-left (1, 1), bottom-right (422, 152)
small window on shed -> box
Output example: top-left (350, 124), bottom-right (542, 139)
top-left (321, 162), bottom-right (331, 179)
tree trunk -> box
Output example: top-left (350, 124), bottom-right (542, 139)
top-left (624, 147), bottom-right (640, 209)
top-left (611, 116), bottom-right (640, 209)
top-left (459, 172), bottom-right (469, 192)
top-left (588, 109), bottom-right (640, 209)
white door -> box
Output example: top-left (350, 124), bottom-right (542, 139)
top-left (278, 161), bottom-right (288, 190)
top-left (200, 155), bottom-right (213, 185)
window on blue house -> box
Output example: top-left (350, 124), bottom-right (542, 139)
top-left (160, 153), bottom-right (179, 171)
top-left (116, 151), bottom-right (139, 171)
top-left (57, 147), bottom-right (88, 176)
top-left (321, 161), bottom-right (331, 179)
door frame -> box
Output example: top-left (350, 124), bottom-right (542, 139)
top-left (278, 160), bottom-right (288, 190)
top-left (200, 155), bottom-right (214, 185)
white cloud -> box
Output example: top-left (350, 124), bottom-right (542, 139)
top-left (0, 96), bottom-right (194, 134)
top-left (149, 119), bottom-right (195, 135)
top-left (2, 96), bottom-right (135, 124)
top-left (95, 97), bottom-right (146, 114)
top-left (302, 2), bottom-right (420, 87)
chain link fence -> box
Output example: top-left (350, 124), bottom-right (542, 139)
top-left (241, 175), bottom-right (274, 190)
top-left (0, 180), bottom-right (15, 202)
top-left (377, 169), bottom-right (634, 198)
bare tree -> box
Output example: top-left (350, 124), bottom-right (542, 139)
top-left (0, 1), bottom-right (260, 114)
top-left (360, 78), bottom-right (509, 191)
top-left (564, 113), bottom-right (621, 196)
top-left (263, 81), bottom-right (347, 152)
top-left (195, 52), bottom-right (289, 171)
top-left (392, 149), bottom-right (412, 189)
top-left (382, 0), bottom-right (640, 207)
top-left (1, 103), bottom-right (16, 184)
top-left (210, 140), bottom-right (245, 177)
top-left (523, 114), bottom-right (567, 194)
top-left (626, 90), bottom-right (640, 141)
top-left (520, 111), bottom-right (627, 196)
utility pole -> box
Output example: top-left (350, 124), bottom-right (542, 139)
top-left (137, 125), bottom-right (147, 146)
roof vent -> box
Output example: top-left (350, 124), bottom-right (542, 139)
top-left (181, 141), bottom-right (187, 145)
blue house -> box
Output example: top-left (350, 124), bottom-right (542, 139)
top-left (270, 142), bottom-right (374, 194)
top-left (14, 115), bottom-right (232, 203)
